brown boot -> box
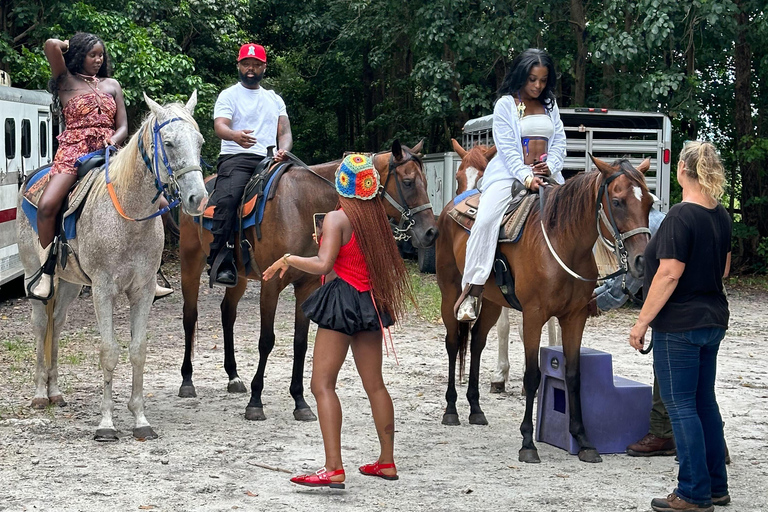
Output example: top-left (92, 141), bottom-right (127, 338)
top-left (627, 433), bottom-right (676, 457)
top-left (651, 493), bottom-right (714, 511)
top-left (454, 284), bottom-right (483, 322)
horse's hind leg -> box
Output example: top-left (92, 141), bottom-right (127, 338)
top-left (467, 301), bottom-right (501, 425)
top-left (222, 279), bottom-right (249, 393)
top-left (490, 308), bottom-right (511, 393)
top-left (126, 283), bottom-right (158, 440)
top-left (289, 279), bottom-right (318, 422)
top-left (560, 313), bottom-right (601, 463)
top-left (245, 279), bottom-right (280, 421)
top-left (519, 310), bottom-right (547, 463)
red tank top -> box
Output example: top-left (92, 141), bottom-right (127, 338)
top-left (333, 231), bottom-right (371, 292)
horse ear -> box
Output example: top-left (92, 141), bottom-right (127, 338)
top-left (391, 139), bottom-right (403, 161)
top-left (185, 90), bottom-right (198, 114)
top-left (589, 153), bottom-right (617, 177)
top-left (637, 157), bottom-right (651, 175)
top-left (411, 139), bottom-right (424, 155)
top-left (143, 92), bottom-right (163, 115)
top-left (451, 138), bottom-right (467, 158)
top-left (485, 145), bottom-right (497, 160)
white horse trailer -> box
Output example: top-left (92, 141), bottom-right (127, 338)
top-left (1, 85), bottom-right (55, 288)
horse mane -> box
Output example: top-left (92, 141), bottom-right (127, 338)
top-left (462, 145), bottom-right (492, 171)
top-left (543, 160), bottom-right (648, 232)
top-left (91, 103), bottom-right (198, 198)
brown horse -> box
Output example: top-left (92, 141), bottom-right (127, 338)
top-left (452, 139), bottom-right (496, 194)
top-left (435, 155), bottom-right (652, 463)
top-left (178, 140), bottom-right (437, 421)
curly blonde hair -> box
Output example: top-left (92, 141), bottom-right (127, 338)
top-left (679, 141), bottom-right (725, 201)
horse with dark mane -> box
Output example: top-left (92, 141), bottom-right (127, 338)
top-left (178, 140), bottom-right (437, 421)
top-left (436, 155), bottom-right (652, 463)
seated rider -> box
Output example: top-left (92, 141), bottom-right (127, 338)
top-left (208, 43), bottom-right (293, 287)
top-left (455, 48), bottom-right (567, 321)
top-left (31, 33), bottom-right (128, 299)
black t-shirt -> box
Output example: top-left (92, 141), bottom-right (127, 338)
top-left (643, 202), bottom-right (731, 332)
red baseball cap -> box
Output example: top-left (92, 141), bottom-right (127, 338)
top-left (237, 43), bottom-right (267, 63)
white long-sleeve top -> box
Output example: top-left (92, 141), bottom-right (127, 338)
top-left (480, 95), bottom-right (567, 191)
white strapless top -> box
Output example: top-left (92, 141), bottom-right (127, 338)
top-left (520, 114), bottom-right (554, 139)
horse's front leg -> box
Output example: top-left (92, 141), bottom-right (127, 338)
top-left (91, 285), bottom-right (120, 441)
top-left (126, 281), bottom-right (158, 440)
top-left (290, 279), bottom-right (318, 421)
top-left (560, 314), bottom-right (601, 463)
top-left (490, 307), bottom-right (511, 393)
top-left (519, 311), bottom-right (546, 463)
top-left (222, 279), bottom-right (249, 393)
top-left (467, 301), bottom-right (501, 424)
top-left (245, 279), bottom-right (279, 421)
top-left (441, 299), bottom-right (463, 426)
top-left (179, 235), bottom-right (206, 398)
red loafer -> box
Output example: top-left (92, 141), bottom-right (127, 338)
top-left (290, 467), bottom-right (345, 489)
top-left (359, 461), bottom-right (399, 480)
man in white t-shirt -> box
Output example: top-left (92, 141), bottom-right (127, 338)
top-left (208, 42), bottom-right (293, 286)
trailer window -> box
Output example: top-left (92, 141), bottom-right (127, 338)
top-left (21, 119), bottom-right (31, 158)
top-left (40, 121), bottom-right (48, 158)
top-left (4, 119), bottom-right (15, 159)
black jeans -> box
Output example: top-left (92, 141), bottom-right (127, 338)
top-left (207, 153), bottom-right (264, 267)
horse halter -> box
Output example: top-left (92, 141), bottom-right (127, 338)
top-left (540, 170), bottom-right (651, 282)
top-left (381, 153), bottom-right (433, 241)
top-left (106, 116), bottom-right (201, 222)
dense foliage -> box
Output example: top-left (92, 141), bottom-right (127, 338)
top-left (2, 0), bottom-right (767, 271)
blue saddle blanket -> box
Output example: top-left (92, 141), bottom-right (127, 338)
top-left (21, 166), bottom-right (78, 240)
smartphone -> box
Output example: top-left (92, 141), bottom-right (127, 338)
top-left (313, 213), bottom-right (326, 242)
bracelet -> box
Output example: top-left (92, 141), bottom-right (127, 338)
top-left (282, 253), bottom-right (291, 266)
top-left (524, 174), bottom-right (534, 189)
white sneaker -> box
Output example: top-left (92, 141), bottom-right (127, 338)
top-left (31, 242), bottom-right (54, 298)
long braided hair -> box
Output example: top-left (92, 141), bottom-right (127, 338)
top-left (47, 32), bottom-right (112, 122)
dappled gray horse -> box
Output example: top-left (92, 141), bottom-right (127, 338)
top-left (16, 93), bottom-right (207, 441)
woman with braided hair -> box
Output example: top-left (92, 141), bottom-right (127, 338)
top-left (263, 154), bottom-right (415, 489)
top-left (31, 33), bottom-right (128, 299)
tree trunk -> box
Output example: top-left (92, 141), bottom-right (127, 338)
top-left (569, 0), bottom-right (588, 106)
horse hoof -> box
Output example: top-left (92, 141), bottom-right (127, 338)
top-left (293, 408), bottom-right (317, 422)
top-left (468, 413), bottom-right (488, 425)
top-left (178, 385), bottom-right (197, 398)
top-left (245, 406), bottom-right (267, 421)
top-left (133, 426), bottom-right (158, 440)
top-left (227, 379), bottom-right (248, 394)
top-left (518, 449), bottom-right (541, 463)
top-left (31, 398), bottom-right (48, 409)
top-left (578, 448), bottom-right (602, 463)
top-left (49, 395), bottom-right (67, 407)
top-left (441, 413), bottom-right (460, 426)
top-left (489, 382), bottom-right (505, 394)
top-left (94, 428), bottom-right (119, 442)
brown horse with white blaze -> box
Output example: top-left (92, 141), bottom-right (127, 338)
top-left (435, 155), bottom-right (652, 463)
top-left (178, 140), bottom-right (437, 421)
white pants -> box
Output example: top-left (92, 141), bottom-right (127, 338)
top-left (462, 178), bottom-right (517, 288)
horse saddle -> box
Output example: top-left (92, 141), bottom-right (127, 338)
top-left (21, 150), bottom-right (110, 241)
top-left (448, 187), bottom-right (536, 243)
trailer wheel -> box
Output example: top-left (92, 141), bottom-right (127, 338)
top-left (417, 245), bottom-right (436, 274)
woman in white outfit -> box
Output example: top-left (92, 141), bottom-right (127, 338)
top-left (456, 48), bottom-right (567, 322)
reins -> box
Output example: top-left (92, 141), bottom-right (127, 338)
top-left (106, 116), bottom-right (201, 222)
top-left (538, 170), bottom-right (651, 283)
top-left (381, 153), bottom-right (433, 241)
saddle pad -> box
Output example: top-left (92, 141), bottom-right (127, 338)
top-left (499, 194), bottom-right (536, 243)
top-left (202, 162), bottom-right (289, 220)
top-left (448, 189), bottom-right (535, 243)
top-left (21, 166), bottom-right (103, 240)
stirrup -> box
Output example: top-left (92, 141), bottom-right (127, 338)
top-left (454, 284), bottom-right (482, 322)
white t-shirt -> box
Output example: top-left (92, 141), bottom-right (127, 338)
top-left (213, 82), bottom-right (288, 156)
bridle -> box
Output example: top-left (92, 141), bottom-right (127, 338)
top-left (539, 170), bottom-right (651, 282)
top-left (380, 152), bottom-right (433, 241)
top-left (106, 116), bottom-right (201, 222)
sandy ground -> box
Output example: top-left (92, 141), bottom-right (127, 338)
top-left (0, 263), bottom-right (766, 512)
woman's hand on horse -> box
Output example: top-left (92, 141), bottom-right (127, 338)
top-left (528, 176), bottom-right (545, 192)
top-left (235, 130), bottom-right (257, 149)
top-left (262, 259), bottom-right (288, 281)
top-left (629, 322), bottom-right (648, 351)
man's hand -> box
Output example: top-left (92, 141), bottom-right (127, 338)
top-left (274, 149), bottom-right (288, 162)
top-left (234, 130), bottom-right (257, 149)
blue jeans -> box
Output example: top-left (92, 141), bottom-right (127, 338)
top-left (653, 327), bottom-right (728, 505)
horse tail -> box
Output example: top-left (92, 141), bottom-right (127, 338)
top-left (43, 294), bottom-right (56, 369)
top-left (458, 321), bottom-right (470, 380)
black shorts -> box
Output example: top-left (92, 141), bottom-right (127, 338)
top-left (301, 278), bottom-right (393, 336)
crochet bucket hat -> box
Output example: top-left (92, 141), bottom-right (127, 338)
top-left (335, 154), bottom-right (380, 200)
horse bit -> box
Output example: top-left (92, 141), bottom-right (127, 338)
top-left (381, 153), bottom-right (433, 241)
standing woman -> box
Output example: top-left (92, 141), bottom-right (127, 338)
top-left (30, 33), bottom-right (128, 299)
top-left (263, 154), bottom-right (414, 488)
top-left (455, 48), bottom-right (566, 321)
top-left (629, 141), bottom-right (731, 512)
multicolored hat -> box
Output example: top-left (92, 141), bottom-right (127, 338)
top-left (335, 154), bottom-right (380, 200)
